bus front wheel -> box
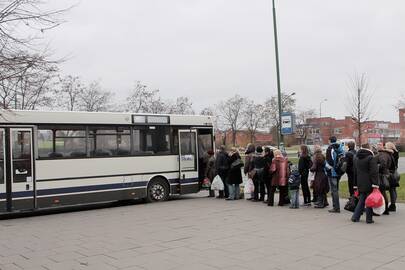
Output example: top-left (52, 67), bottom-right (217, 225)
top-left (146, 178), bottom-right (170, 202)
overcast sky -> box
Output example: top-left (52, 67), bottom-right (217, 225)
top-left (44, 0), bottom-right (405, 122)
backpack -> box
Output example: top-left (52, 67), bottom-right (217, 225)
top-left (335, 154), bottom-right (347, 176)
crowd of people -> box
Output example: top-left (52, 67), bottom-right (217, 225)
top-left (203, 136), bottom-right (401, 224)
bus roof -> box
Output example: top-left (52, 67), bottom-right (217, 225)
top-left (0, 110), bottom-right (213, 127)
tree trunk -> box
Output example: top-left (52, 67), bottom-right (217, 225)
top-left (232, 129), bottom-right (237, 146)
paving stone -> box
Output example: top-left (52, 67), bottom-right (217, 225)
top-left (1, 194), bottom-right (405, 269)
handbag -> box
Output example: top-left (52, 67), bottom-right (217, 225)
top-left (344, 196), bottom-right (358, 212)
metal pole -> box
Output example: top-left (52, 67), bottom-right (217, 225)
top-left (272, 0), bottom-right (283, 150)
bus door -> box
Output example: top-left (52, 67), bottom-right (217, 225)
top-left (178, 130), bottom-right (198, 193)
top-left (6, 128), bottom-right (36, 212)
top-left (0, 129), bottom-right (6, 212)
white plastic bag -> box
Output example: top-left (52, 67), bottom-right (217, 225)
top-left (211, 175), bottom-right (224, 191)
top-left (244, 178), bottom-right (255, 194)
top-left (373, 196), bottom-right (386, 215)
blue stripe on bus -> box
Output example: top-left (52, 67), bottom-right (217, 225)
top-left (0, 178), bottom-right (199, 199)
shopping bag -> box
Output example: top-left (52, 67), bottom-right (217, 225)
top-left (244, 178), bottom-right (255, 194)
top-left (373, 196), bottom-right (386, 215)
top-left (365, 188), bottom-right (384, 208)
top-left (344, 196), bottom-right (358, 212)
top-left (201, 178), bottom-right (211, 189)
top-left (211, 175), bottom-right (224, 191)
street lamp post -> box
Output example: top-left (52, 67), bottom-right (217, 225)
top-left (319, 98), bottom-right (327, 118)
top-left (272, 0), bottom-right (283, 150)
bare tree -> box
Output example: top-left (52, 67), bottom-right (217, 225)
top-left (126, 81), bottom-right (158, 113)
top-left (56, 75), bottom-right (85, 111)
top-left (295, 108), bottom-right (317, 144)
top-left (296, 108), bottom-right (317, 125)
top-left (0, 61), bottom-right (58, 110)
top-left (217, 95), bottom-right (245, 146)
top-left (79, 81), bottom-right (113, 112)
top-left (396, 94), bottom-right (405, 110)
top-left (0, 0), bottom-right (70, 81)
top-left (347, 73), bottom-right (374, 145)
top-left (242, 99), bottom-right (265, 143)
top-left (263, 92), bottom-right (296, 132)
top-left (167, 96), bottom-right (194, 115)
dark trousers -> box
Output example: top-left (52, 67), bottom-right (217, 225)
top-left (268, 186), bottom-right (288, 206)
top-left (218, 170), bottom-right (229, 198)
top-left (379, 187), bottom-right (389, 213)
top-left (389, 187), bottom-right (397, 205)
top-left (253, 178), bottom-right (265, 200)
top-left (265, 179), bottom-right (271, 202)
top-left (301, 174), bottom-right (311, 204)
top-left (352, 192), bottom-right (373, 222)
top-left (347, 172), bottom-right (355, 197)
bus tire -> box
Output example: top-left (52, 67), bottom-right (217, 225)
top-left (146, 177), bottom-right (170, 203)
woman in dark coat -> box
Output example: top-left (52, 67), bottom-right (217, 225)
top-left (268, 150), bottom-right (289, 206)
top-left (311, 150), bottom-right (329, 208)
top-left (226, 148), bottom-right (244, 200)
top-left (299, 145), bottom-right (313, 205)
top-left (244, 143), bottom-right (256, 200)
top-left (386, 142), bottom-right (400, 212)
top-left (263, 147), bottom-right (274, 203)
top-left (252, 146), bottom-right (266, 202)
top-left (376, 144), bottom-right (393, 215)
top-left (352, 144), bottom-right (379, 224)
top-left (204, 150), bottom-right (216, 197)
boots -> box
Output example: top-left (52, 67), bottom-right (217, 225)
top-left (388, 204), bottom-right (396, 212)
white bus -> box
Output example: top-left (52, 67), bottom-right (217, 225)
top-left (0, 110), bottom-right (214, 215)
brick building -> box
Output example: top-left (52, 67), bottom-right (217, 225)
top-left (215, 130), bottom-right (273, 148)
top-left (296, 108), bottom-right (405, 146)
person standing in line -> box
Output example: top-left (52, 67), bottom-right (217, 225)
top-left (205, 150), bottom-right (216, 198)
top-left (288, 165), bottom-right (301, 209)
top-left (252, 146), bottom-right (266, 202)
top-left (215, 145), bottom-right (230, 199)
top-left (325, 136), bottom-right (345, 213)
top-left (310, 145), bottom-right (322, 203)
top-left (226, 148), bottom-right (244, 200)
top-left (351, 144), bottom-right (379, 224)
top-left (311, 149), bottom-right (329, 208)
top-left (345, 141), bottom-right (357, 197)
top-left (385, 142), bottom-right (400, 212)
top-left (298, 145), bottom-right (313, 206)
top-left (244, 143), bottom-right (256, 200)
top-left (376, 143), bottom-right (393, 215)
top-left (268, 150), bottom-right (289, 206)
top-left (263, 147), bottom-right (274, 204)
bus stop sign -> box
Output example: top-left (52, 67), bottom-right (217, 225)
top-left (281, 112), bottom-right (295, 135)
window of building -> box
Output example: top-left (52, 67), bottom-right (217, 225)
top-left (334, 128), bottom-right (342, 134)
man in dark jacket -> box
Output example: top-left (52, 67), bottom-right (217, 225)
top-left (215, 146), bottom-right (230, 198)
top-left (345, 141), bottom-right (357, 197)
top-left (351, 144), bottom-right (379, 224)
top-left (325, 136), bottom-right (345, 213)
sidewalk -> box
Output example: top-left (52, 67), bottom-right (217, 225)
top-left (0, 193), bottom-right (404, 270)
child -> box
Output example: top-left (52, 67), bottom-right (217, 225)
top-left (288, 165), bottom-right (301, 209)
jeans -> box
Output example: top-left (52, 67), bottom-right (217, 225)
top-left (227, 184), bottom-right (240, 200)
top-left (352, 192), bottom-right (373, 222)
top-left (290, 189), bottom-right (299, 208)
top-left (328, 177), bottom-right (340, 210)
top-left (389, 187), bottom-right (397, 205)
